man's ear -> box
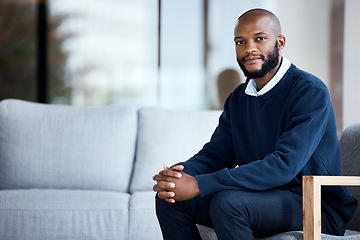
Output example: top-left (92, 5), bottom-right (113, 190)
top-left (277, 35), bottom-right (286, 50)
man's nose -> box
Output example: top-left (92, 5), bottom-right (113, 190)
top-left (244, 41), bottom-right (257, 53)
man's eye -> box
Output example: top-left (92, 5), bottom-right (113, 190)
top-left (256, 37), bottom-right (265, 41)
top-left (236, 40), bottom-right (244, 45)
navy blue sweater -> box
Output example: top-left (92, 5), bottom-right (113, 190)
top-left (180, 64), bottom-right (357, 224)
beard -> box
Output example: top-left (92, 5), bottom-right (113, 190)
top-left (237, 42), bottom-right (280, 79)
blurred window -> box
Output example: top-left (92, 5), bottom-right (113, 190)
top-left (0, 0), bottom-right (37, 101)
top-left (49, 0), bottom-right (159, 106)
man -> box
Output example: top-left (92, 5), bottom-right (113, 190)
top-left (153, 8), bottom-right (357, 240)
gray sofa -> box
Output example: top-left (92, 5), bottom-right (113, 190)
top-left (0, 99), bottom-right (359, 240)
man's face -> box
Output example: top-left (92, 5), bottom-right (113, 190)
top-left (234, 14), bottom-right (283, 79)
top-left (237, 42), bottom-right (279, 79)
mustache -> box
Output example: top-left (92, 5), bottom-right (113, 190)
top-left (237, 54), bottom-right (265, 63)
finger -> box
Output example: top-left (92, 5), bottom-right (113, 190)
top-left (159, 169), bottom-right (177, 177)
top-left (159, 168), bottom-right (182, 179)
top-left (153, 181), bottom-right (175, 191)
top-left (171, 165), bottom-right (184, 171)
top-left (156, 191), bottom-right (175, 203)
top-left (166, 198), bottom-right (176, 204)
top-left (157, 190), bottom-right (175, 199)
top-left (153, 174), bottom-right (163, 181)
top-left (159, 181), bottom-right (175, 189)
top-left (153, 174), bottom-right (170, 182)
top-left (158, 170), bottom-right (166, 175)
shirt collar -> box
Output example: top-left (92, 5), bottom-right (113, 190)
top-left (245, 57), bottom-right (292, 97)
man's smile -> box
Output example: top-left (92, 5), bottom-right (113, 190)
top-left (243, 55), bottom-right (264, 64)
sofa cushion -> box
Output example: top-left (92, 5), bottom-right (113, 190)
top-left (0, 189), bottom-right (130, 240)
top-left (0, 99), bottom-right (137, 192)
top-left (257, 230), bottom-right (360, 240)
top-left (129, 191), bottom-right (162, 240)
top-left (340, 123), bottom-right (360, 231)
top-left (130, 107), bottom-right (222, 192)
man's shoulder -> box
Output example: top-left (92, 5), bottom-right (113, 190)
top-left (231, 81), bottom-right (247, 96)
top-left (286, 64), bottom-right (328, 92)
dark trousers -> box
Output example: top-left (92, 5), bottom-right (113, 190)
top-left (156, 189), bottom-right (344, 240)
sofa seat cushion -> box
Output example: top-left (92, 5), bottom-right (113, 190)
top-left (129, 191), bottom-right (162, 240)
top-left (0, 99), bottom-right (137, 192)
top-left (260, 230), bottom-right (360, 240)
top-left (0, 189), bottom-right (130, 240)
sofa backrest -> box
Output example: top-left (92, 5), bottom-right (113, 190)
top-left (340, 123), bottom-right (360, 231)
top-left (130, 107), bottom-right (222, 193)
top-left (0, 99), bottom-right (137, 192)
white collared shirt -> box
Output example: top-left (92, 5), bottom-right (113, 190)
top-left (245, 57), bottom-right (292, 97)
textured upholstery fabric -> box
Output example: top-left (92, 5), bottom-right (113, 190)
top-left (129, 191), bottom-right (162, 240)
top-left (260, 230), bottom-right (360, 240)
top-left (130, 107), bottom-right (222, 192)
top-left (340, 123), bottom-right (360, 231)
top-left (0, 189), bottom-right (130, 240)
top-left (0, 99), bottom-right (137, 192)
top-left (198, 225), bottom-right (218, 239)
top-left (198, 227), bottom-right (360, 240)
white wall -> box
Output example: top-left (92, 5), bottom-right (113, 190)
top-left (276, 0), bottom-right (332, 86)
top-left (343, 0), bottom-right (360, 128)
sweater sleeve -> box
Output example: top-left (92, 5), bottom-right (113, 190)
top-left (177, 94), bottom-right (238, 176)
top-left (196, 86), bottom-right (334, 197)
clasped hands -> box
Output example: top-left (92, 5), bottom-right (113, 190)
top-left (153, 165), bottom-right (200, 203)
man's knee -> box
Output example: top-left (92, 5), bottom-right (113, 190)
top-left (209, 190), bottom-right (249, 221)
top-left (209, 190), bottom-right (254, 238)
top-left (155, 193), bottom-right (169, 216)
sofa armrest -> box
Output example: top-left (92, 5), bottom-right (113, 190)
top-left (303, 176), bottom-right (360, 240)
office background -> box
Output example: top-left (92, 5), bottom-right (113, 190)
top-left (0, 0), bottom-right (359, 135)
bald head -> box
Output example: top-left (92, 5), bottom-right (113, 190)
top-left (238, 9), bottom-right (282, 36)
